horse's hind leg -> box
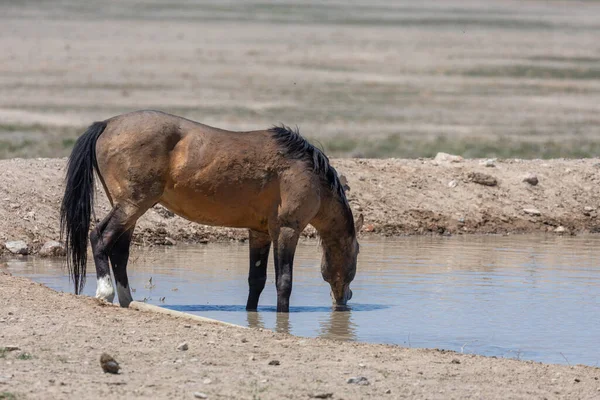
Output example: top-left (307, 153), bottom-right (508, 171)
top-left (90, 204), bottom-right (143, 305)
top-left (109, 227), bottom-right (135, 307)
top-left (246, 230), bottom-right (271, 311)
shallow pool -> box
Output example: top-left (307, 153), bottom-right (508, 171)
top-left (6, 235), bottom-right (600, 366)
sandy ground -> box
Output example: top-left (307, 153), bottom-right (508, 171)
top-left (1, 0), bottom-right (600, 159)
top-left (1, 271), bottom-right (599, 400)
top-left (1, 157), bottom-right (600, 254)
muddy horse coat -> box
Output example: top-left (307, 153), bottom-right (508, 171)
top-left (60, 110), bottom-right (361, 312)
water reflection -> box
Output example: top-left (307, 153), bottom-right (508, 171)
top-left (318, 310), bottom-right (356, 341)
top-left (247, 311), bottom-right (264, 330)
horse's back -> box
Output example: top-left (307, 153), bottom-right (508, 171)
top-left (94, 110), bottom-right (317, 231)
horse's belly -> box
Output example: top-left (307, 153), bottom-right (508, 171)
top-left (159, 186), bottom-right (272, 231)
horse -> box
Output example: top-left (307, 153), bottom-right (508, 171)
top-left (60, 110), bottom-right (362, 313)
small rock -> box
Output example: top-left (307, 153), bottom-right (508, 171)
top-left (39, 241), bottom-right (66, 257)
top-left (100, 353), bottom-right (120, 374)
top-left (575, 378), bottom-right (581, 383)
top-left (339, 174), bottom-right (350, 191)
top-left (584, 206), bottom-right (595, 212)
top-left (523, 173), bottom-right (539, 186)
top-left (203, 378), bottom-right (212, 384)
top-left (268, 360), bottom-right (280, 366)
top-left (451, 358), bottom-right (461, 364)
top-left (347, 376), bottom-right (370, 385)
top-left (249, 355), bottom-right (256, 361)
top-left (385, 389), bottom-right (392, 394)
top-left (5, 240), bottom-right (28, 255)
top-left (193, 392), bottom-right (208, 399)
top-left (448, 180), bottom-right (458, 188)
top-left (310, 393), bottom-right (333, 399)
top-left (177, 342), bottom-right (189, 351)
top-left (467, 172), bottom-right (497, 186)
top-left (434, 152), bottom-right (463, 163)
top-left (523, 208), bottom-right (541, 216)
top-left (554, 226), bottom-right (567, 234)
top-left (479, 158), bottom-right (496, 167)
top-left (164, 237), bottom-right (177, 246)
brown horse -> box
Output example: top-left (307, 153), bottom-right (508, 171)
top-left (60, 110), bottom-right (362, 312)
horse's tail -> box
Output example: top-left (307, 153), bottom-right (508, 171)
top-left (60, 121), bottom-right (107, 295)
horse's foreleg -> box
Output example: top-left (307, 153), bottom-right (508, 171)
top-left (246, 230), bottom-right (271, 311)
top-left (109, 227), bottom-right (135, 307)
top-left (273, 226), bottom-right (300, 313)
top-left (90, 205), bottom-right (139, 304)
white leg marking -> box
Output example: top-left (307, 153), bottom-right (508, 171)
top-left (96, 275), bottom-right (115, 303)
top-left (117, 282), bottom-right (133, 308)
top-left (255, 261), bottom-right (261, 267)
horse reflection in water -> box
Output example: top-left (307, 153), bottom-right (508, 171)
top-left (246, 308), bottom-right (357, 341)
top-left (60, 110), bottom-right (362, 312)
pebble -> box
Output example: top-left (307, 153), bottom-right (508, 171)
top-left (451, 358), bottom-right (461, 364)
top-left (39, 240), bottom-right (66, 257)
top-left (310, 393), bottom-right (333, 399)
top-left (100, 353), bottom-right (120, 374)
top-left (523, 208), bottom-right (541, 216)
top-left (448, 180), bottom-right (458, 188)
top-left (193, 392), bottom-right (208, 399)
top-left (5, 240), bottom-right (28, 255)
top-left (467, 172), bottom-right (497, 187)
top-left (584, 206), bottom-right (595, 212)
top-left (177, 342), bottom-right (189, 351)
top-left (385, 389), bottom-right (392, 394)
top-left (554, 226), bottom-right (567, 234)
top-left (479, 158), bottom-right (496, 167)
top-left (249, 355), bottom-right (256, 361)
top-left (347, 376), bottom-right (370, 385)
top-left (434, 152), bottom-right (463, 163)
top-left (164, 237), bottom-right (177, 246)
top-left (268, 360), bottom-right (280, 366)
top-left (203, 378), bottom-right (212, 384)
top-left (523, 173), bottom-right (539, 186)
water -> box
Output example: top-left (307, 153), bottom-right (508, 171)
top-left (6, 235), bottom-right (600, 366)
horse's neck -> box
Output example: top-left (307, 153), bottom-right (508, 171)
top-left (312, 193), bottom-right (354, 246)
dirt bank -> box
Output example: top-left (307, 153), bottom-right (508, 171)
top-left (1, 271), bottom-right (598, 400)
top-left (1, 157), bottom-right (600, 255)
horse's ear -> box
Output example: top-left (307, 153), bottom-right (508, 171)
top-left (355, 213), bottom-right (364, 233)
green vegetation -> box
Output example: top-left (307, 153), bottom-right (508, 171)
top-left (16, 352), bottom-right (32, 360)
top-left (313, 134), bottom-right (600, 159)
top-left (0, 123), bottom-right (83, 159)
top-left (0, 392), bottom-right (17, 400)
top-left (459, 65), bottom-right (600, 80)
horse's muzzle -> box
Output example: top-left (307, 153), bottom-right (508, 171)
top-left (331, 285), bottom-right (352, 305)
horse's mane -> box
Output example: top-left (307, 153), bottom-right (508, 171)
top-left (270, 125), bottom-right (355, 235)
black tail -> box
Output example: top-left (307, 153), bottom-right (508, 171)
top-left (60, 121), bottom-right (107, 294)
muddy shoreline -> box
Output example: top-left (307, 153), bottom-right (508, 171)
top-left (2, 157), bottom-right (600, 255)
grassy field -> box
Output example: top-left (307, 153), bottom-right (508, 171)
top-left (1, 0), bottom-right (600, 159)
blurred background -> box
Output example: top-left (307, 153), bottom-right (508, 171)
top-left (1, 0), bottom-right (600, 159)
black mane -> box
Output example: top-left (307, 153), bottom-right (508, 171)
top-left (270, 125), bottom-right (351, 211)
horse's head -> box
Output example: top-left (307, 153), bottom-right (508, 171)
top-left (321, 214), bottom-right (363, 307)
